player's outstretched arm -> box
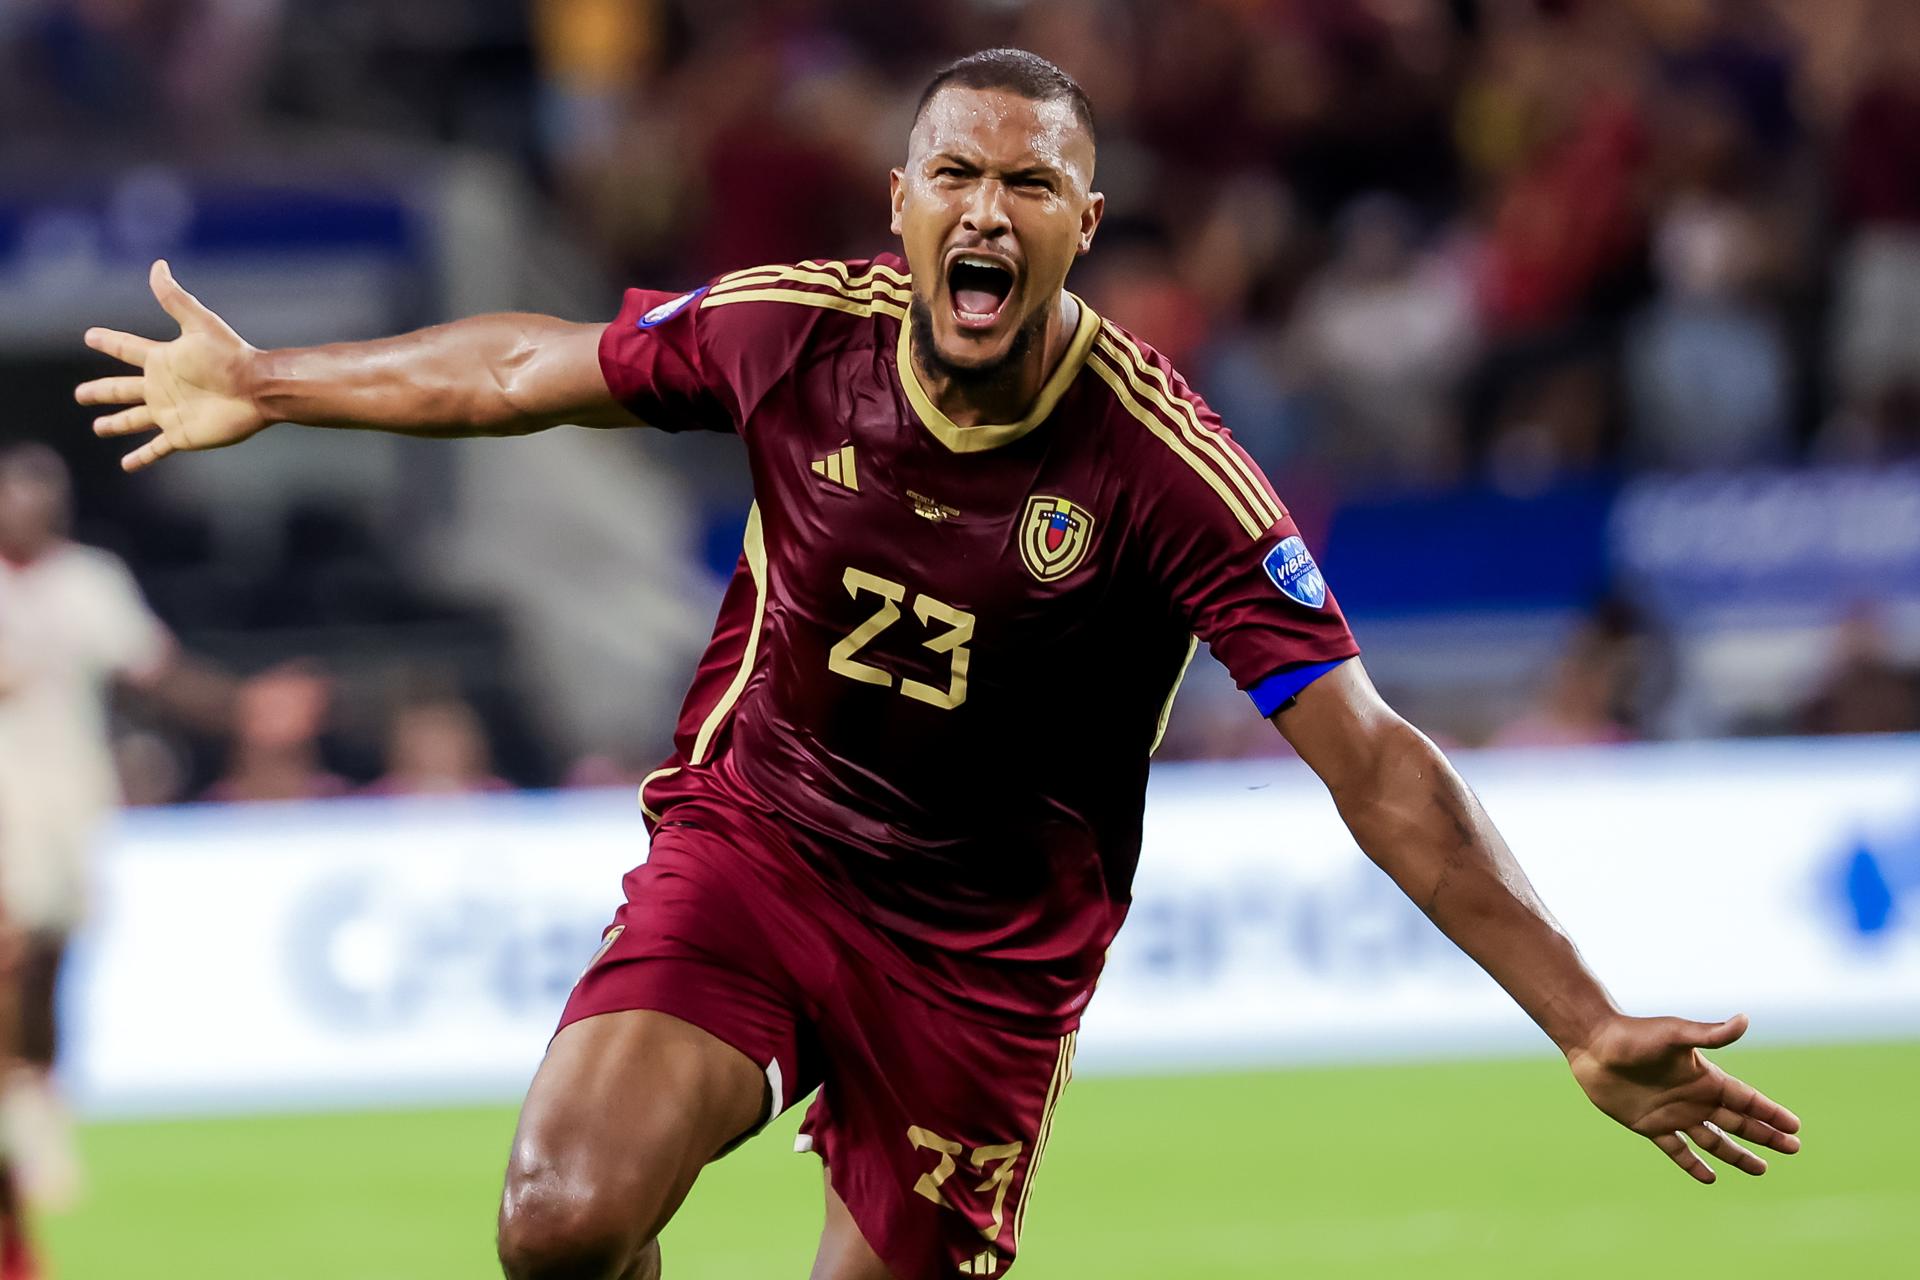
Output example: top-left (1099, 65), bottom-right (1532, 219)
top-left (1273, 661), bottom-right (1802, 1184)
top-left (75, 260), bottom-right (638, 472)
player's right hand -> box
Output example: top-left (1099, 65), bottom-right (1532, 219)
top-left (75, 260), bottom-right (270, 472)
top-left (1567, 1011), bottom-right (1802, 1185)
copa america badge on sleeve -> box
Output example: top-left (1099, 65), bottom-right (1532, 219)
top-left (635, 287), bottom-right (707, 329)
top-left (1263, 535), bottom-right (1328, 608)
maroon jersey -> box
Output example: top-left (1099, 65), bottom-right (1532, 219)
top-left (600, 256), bottom-right (1357, 1031)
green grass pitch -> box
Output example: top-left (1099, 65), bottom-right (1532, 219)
top-left (42, 1041), bottom-right (1919, 1277)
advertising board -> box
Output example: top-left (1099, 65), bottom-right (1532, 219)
top-left (66, 739), bottom-right (1920, 1115)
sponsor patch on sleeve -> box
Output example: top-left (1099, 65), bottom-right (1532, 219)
top-left (636, 286), bottom-right (706, 329)
top-left (1262, 535), bottom-right (1327, 609)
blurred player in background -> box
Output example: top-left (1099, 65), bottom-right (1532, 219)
top-left (76, 49), bottom-right (1802, 1280)
top-left (0, 443), bottom-right (231, 1213)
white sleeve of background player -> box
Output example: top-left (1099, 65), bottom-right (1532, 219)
top-left (86, 552), bottom-right (174, 684)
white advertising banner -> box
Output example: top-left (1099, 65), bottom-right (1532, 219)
top-left (1090, 737), bottom-right (1920, 1070)
top-left (66, 738), bottom-right (1920, 1115)
top-left (70, 792), bottom-right (645, 1115)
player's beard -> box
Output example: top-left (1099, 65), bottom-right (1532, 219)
top-left (909, 296), bottom-right (1049, 405)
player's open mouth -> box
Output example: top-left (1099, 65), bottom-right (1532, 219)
top-left (947, 254), bottom-right (1017, 332)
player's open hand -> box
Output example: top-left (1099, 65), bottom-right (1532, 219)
top-left (1567, 1012), bottom-right (1801, 1184)
top-left (75, 260), bottom-right (270, 472)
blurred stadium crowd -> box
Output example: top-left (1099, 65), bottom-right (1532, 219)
top-left (7, 0), bottom-right (1920, 803)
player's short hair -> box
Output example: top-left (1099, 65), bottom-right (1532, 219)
top-left (913, 48), bottom-right (1095, 148)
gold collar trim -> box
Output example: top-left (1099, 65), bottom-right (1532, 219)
top-left (897, 294), bottom-right (1100, 454)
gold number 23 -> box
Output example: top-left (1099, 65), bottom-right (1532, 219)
top-left (827, 567), bottom-right (974, 709)
top-left (908, 1125), bottom-right (1024, 1243)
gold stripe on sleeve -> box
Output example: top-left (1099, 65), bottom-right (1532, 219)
top-left (1086, 349), bottom-right (1267, 538)
top-left (708, 270), bottom-right (912, 302)
top-left (709, 263), bottom-right (913, 301)
top-left (703, 286), bottom-right (909, 320)
top-left (1097, 329), bottom-right (1282, 530)
top-left (716, 259), bottom-right (911, 290)
top-left (806, 257), bottom-right (909, 282)
top-left (689, 503), bottom-right (768, 765)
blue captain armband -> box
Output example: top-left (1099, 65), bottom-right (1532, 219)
top-left (1249, 657), bottom-right (1352, 717)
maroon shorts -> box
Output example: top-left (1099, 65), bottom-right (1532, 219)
top-left (560, 814), bottom-right (1078, 1280)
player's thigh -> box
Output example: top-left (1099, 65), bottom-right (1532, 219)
top-left (501, 1008), bottom-right (767, 1259)
top-left (502, 816), bottom-right (828, 1272)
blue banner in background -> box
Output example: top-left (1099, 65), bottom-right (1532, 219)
top-left (0, 164), bottom-right (434, 350)
top-left (1319, 467), bottom-right (1920, 626)
top-left (1323, 481), bottom-right (1617, 617)
top-left (0, 173), bottom-right (420, 267)
top-left (1611, 466), bottom-right (1920, 620)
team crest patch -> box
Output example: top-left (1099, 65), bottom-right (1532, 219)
top-left (1018, 496), bottom-right (1095, 582)
top-left (635, 287), bottom-right (706, 329)
top-left (1263, 535), bottom-right (1327, 608)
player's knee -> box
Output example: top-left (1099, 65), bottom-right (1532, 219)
top-left (497, 1168), bottom-right (654, 1280)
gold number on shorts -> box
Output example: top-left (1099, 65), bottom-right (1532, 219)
top-left (969, 1141), bottom-right (1023, 1242)
top-left (907, 1125), bottom-right (965, 1206)
top-left (907, 1126), bottom-right (1025, 1243)
top-left (827, 568), bottom-right (975, 709)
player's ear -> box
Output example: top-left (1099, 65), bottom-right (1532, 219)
top-left (889, 168), bottom-right (906, 237)
top-left (1078, 191), bottom-right (1105, 256)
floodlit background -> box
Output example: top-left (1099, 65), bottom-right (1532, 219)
top-left (5, 0), bottom-right (1919, 1275)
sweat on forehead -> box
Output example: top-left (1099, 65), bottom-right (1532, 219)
top-left (908, 88), bottom-right (1095, 177)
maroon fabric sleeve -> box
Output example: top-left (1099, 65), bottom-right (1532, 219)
top-left (1136, 417), bottom-right (1358, 692)
top-left (596, 285), bottom-right (737, 432)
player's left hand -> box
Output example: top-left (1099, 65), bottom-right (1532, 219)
top-left (1567, 1012), bottom-right (1801, 1184)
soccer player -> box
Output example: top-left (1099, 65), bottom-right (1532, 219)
top-left (0, 442), bottom-right (227, 1212)
top-left (76, 48), bottom-right (1800, 1280)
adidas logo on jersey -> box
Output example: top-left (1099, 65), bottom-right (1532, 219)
top-left (957, 1247), bottom-right (1001, 1275)
top-left (811, 444), bottom-right (859, 491)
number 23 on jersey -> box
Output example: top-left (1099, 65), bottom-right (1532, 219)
top-left (827, 567), bottom-right (975, 710)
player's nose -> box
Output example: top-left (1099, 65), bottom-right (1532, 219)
top-left (960, 180), bottom-right (1012, 238)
